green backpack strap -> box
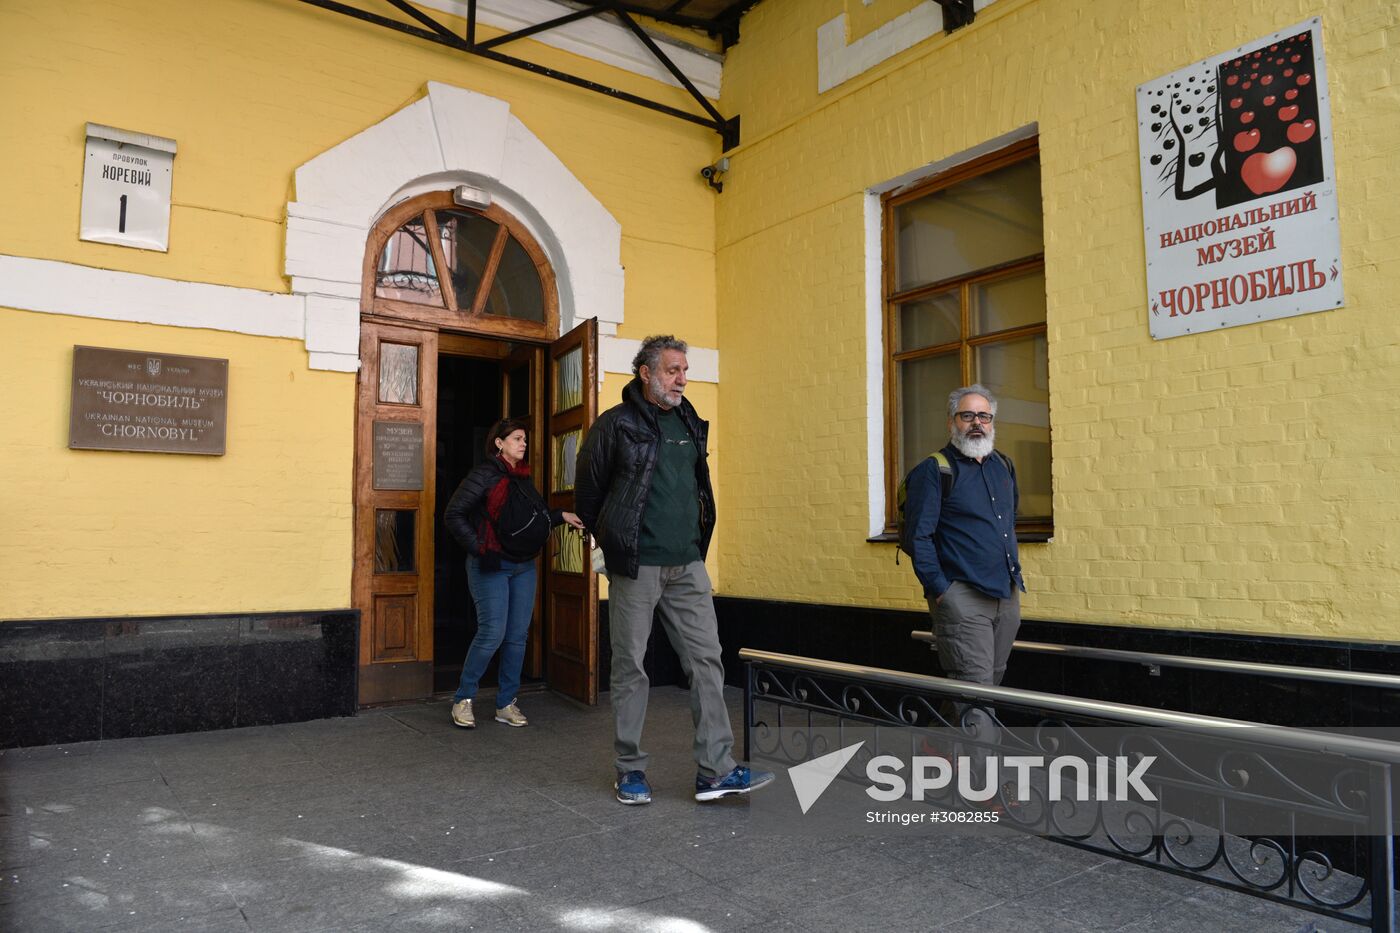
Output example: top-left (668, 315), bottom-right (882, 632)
top-left (895, 451), bottom-right (955, 564)
top-left (929, 451), bottom-right (953, 495)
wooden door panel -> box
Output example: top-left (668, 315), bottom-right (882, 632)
top-left (372, 594), bottom-right (418, 661)
top-left (354, 321), bottom-right (437, 704)
top-left (544, 318), bottom-right (599, 704)
top-left (547, 594), bottom-right (584, 659)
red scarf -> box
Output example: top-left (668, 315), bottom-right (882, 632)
top-left (478, 455), bottom-right (533, 557)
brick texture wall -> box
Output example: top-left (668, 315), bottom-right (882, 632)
top-left (716, 0), bottom-right (1400, 641)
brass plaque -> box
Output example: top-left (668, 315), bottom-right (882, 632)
top-left (69, 346), bottom-right (228, 455)
top-left (373, 421), bottom-right (423, 490)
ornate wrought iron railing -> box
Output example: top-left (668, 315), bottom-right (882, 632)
top-left (741, 648), bottom-right (1398, 932)
top-left (910, 630), bottom-right (1400, 689)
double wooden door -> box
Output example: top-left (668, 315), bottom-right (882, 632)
top-left (352, 318), bottom-right (598, 706)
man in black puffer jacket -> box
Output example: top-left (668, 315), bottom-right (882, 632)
top-left (576, 334), bottom-right (772, 807)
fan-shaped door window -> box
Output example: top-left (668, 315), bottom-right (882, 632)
top-left (364, 191), bottom-right (558, 339)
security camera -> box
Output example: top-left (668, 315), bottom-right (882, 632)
top-left (700, 157), bottom-right (730, 193)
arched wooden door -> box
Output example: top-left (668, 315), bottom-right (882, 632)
top-left (353, 191), bottom-right (598, 706)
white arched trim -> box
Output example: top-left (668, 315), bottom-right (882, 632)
top-left (286, 81), bottom-right (625, 372)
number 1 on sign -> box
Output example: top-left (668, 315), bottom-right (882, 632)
top-left (118, 194), bottom-right (127, 233)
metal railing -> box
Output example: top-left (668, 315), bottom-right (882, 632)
top-left (910, 630), bottom-right (1400, 690)
top-left (741, 648), bottom-right (1398, 932)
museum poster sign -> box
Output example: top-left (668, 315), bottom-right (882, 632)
top-left (373, 421), bottom-right (424, 490)
top-left (70, 347), bottom-right (228, 455)
top-left (1136, 17), bottom-right (1342, 339)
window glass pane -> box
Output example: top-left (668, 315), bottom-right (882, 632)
top-left (971, 266), bottom-right (1047, 336)
top-left (374, 510), bottom-right (415, 573)
top-left (551, 524), bottom-right (584, 574)
top-left (894, 157), bottom-right (1044, 291)
top-left (379, 343), bottom-right (419, 405)
top-left (974, 335), bottom-right (1051, 521)
top-left (375, 217), bottom-right (443, 305)
top-left (897, 353), bottom-right (961, 480)
top-left (552, 429), bottom-right (580, 493)
top-left (483, 236), bottom-right (545, 322)
top-left (434, 209), bottom-right (500, 310)
top-left (898, 290), bottom-right (961, 352)
top-left (554, 347), bottom-right (582, 413)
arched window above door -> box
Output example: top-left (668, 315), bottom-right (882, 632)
top-left (363, 191), bottom-right (558, 340)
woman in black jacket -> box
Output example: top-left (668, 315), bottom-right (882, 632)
top-left (443, 418), bottom-right (582, 729)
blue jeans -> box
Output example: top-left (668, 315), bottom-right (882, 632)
top-left (454, 556), bottom-right (537, 708)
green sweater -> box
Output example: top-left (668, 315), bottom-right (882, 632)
top-left (637, 407), bottom-right (702, 566)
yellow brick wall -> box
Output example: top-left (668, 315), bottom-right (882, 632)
top-left (715, 0), bottom-right (1400, 641)
top-left (847, 0), bottom-right (928, 43)
top-left (0, 0), bottom-right (718, 295)
top-left (0, 311), bottom-right (354, 618)
top-left (0, 0), bottom-right (719, 620)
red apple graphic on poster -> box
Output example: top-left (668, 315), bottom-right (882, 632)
top-left (1241, 148), bottom-right (1297, 195)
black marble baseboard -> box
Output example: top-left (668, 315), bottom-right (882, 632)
top-left (0, 610), bottom-right (358, 748)
top-left (711, 596), bottom-right (1400, 729)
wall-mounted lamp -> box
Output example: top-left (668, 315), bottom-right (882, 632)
top-left (453, 184), bottom-right (492, 210)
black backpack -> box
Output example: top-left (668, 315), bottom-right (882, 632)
top-left (495, 477), bottom-right (552, 560)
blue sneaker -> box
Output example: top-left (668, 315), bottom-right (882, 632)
top-left (615, 770), bottom-right (652, 805)
top-left (695, 765), bottom-right (775, 802)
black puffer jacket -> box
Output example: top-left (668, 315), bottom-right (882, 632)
top-left (575, 378), bottom-right (715, 579)
top-left (444, 456), bottom-right (561, 565)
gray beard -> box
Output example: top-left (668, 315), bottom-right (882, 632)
top-left (951, 430), bottom-right (995, 460)
top-left (649, 374), bottom-right (681, 410)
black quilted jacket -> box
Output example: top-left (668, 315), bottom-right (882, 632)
top-left (575, 378), bottom-right (715, 579)
top-left (443, 456), bottom-right (561, 564)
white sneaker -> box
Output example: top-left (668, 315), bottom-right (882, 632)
top-left (450, 698), bottom-right (475, 728)
top-left (494, 702), bottom-right (528, 727)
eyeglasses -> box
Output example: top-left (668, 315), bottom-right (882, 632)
top-left (954, 411), bottom-right (994, 424)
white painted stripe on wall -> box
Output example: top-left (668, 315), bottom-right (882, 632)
top-left (422, 0), bottom-right (722, 99)
top-left (817, 0), bottom-right (998, 94)
top-left (0, 257), bottom-right (708, 382)
top-left (0, 254), bottom-right (304, 340)
top-left (600, 335), bottom-right (719, 383)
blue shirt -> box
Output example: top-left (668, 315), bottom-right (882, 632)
top-left (906, 444), bottom-right (1025, 600)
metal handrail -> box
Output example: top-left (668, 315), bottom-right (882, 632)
top-left (910, 630), bottom-right (1400, 691)
top-left (739, 648), bottom-right (1400, 766)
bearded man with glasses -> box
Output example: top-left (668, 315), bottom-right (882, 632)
top-left (904, 384), bottom-right (1026, 712)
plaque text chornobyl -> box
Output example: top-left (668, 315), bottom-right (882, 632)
top-left (69, 346), bottom-right (228, 455)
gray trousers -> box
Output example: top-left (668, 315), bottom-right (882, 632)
top-left (608, 561), bottom-right (736, 779)
top-left (929, 580), bottom-right (1021, 688)
top-left (929, 581), bottom-right (1021, 762)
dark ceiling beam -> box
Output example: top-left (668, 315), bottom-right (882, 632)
top-left (382, 0), bottom-right (458, 42)
top-left (291, 0), bottom-right (736, 143)
top-left (608, 3), bottom-right (714, 32)
top-left (712, 0), bottom-right (760, 49)
top-left (933, 0), bottom-right (976, 34)
top-left (611, 6), bottom-right (724, 128)
top-left (474, 4), bottom-right (605, 52)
